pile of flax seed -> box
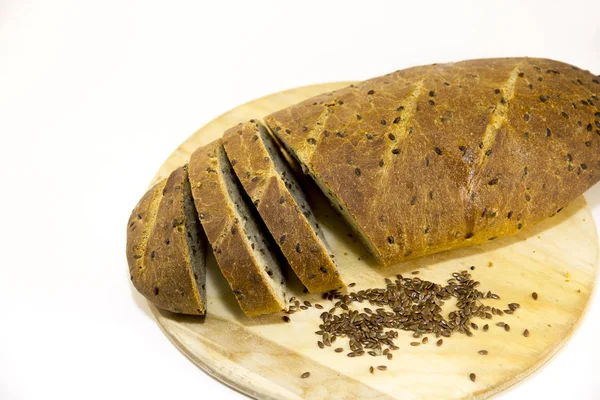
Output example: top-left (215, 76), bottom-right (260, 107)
top-left (287, 269), bottom-right (533, 379)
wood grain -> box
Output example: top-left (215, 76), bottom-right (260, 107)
top-left (148, 83), bottom-right (598, 400)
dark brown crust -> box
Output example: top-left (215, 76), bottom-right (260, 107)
top-left (265, 58), bottom-right (600, 265)
top-left (189, 139), bottom-right (287, 317)
top-left (126, 180), bottom-right (164, 275)
top-left (223, 121), bottom-right (344, 292)
top-left (127, 167), bottom-right (206, 315)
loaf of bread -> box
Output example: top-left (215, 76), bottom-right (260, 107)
top-left (127, 166), bottom-right (207, 315)
top-left (223, 121), bottom-right (345, 293)
top-left (128, 57), bottom-right (599, 316)
top-left (189, 139), bottom-right (289, 317)
top-left (265, 58), bottom-right (600, 265)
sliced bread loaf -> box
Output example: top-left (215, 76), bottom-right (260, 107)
top-left (189, 139), bottom-right (288, 317)
top-left (127, 166), bottom-right (207, 315)
top-left (223, 120), bottom-right (344, 293)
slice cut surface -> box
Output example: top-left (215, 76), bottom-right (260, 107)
top-left (223, 120), bottom-right (344, 293)
top-left (189, 139), bottom-right (288, 317)
top-left (127, 166), bottom-right (207, 315)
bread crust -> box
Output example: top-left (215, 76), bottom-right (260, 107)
top-left (126, 180), bottom-right (165, 277)
top-left (265, 58), bottom-right (600, 265)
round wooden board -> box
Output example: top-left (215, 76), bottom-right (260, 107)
top-left (149, 83), bottom-right (598, 400)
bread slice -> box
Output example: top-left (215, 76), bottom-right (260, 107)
top-left (126, 166), bottom-right (207, 315)
top-left (265, 58), bottom-right (600, 266)
top-left (223, 120), bottom-right (344, 293)
top-left (189, 139), bottom-right (288, 317)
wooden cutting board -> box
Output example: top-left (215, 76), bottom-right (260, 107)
top-left (148, 83), bottom-right (598, 400)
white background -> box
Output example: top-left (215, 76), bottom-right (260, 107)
top-left (1, 1), bottom-right (599, 399)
